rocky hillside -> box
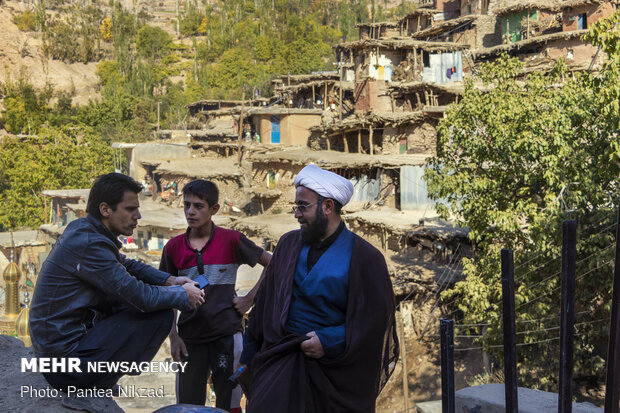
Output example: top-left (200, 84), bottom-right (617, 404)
top-left (0, 1), bottom-right (101, 105)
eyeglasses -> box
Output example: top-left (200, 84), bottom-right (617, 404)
top-left (291, 201), bottom-right (321, 214)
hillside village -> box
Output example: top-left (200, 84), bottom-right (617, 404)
top-left (0, 0), bottom-right (618, 411)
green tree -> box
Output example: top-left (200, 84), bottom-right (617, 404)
top-left (0, 126), bottom-right (114, 230)
top-left (0, 78), bottom-right (51, 134)
top-left (179, 4), bottom-right (205, 36)
top-left (424, 15), bottom-right (620, 391)
top-left (136, 25), bottom-right (172, 59)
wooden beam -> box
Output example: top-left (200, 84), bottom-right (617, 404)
top-left (339, 63), bottom-right (343, 122)
top-left (324, 81), bottom-right (328, 109)
top-left (369, 125), bottom-right (374, 155)
top-left (399, 305), bottom-right (409, 411)
top-left (343, 131), bottom-right (348, 153)
top-left (237, 91), bottom-right (245, 163)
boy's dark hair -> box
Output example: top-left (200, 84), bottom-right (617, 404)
top-left (183, 180), bottom-right (219, 207)
top-left (87, 173), bottom-right (143, 220)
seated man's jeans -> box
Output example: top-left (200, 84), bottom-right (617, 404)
top-left (43, 307), bottom-right (173, 391)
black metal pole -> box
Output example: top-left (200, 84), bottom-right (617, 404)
top-left (605, 207), bottom-right (620, 413)
top-left (559, 220), bottom-right (577, 413)
top-left (440, 319), bottom-right (455, 413)
top-left (502, 249), bottom-right (518, 413)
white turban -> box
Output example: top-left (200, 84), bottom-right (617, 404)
top-left (294, 164), bottom-right (354, 206)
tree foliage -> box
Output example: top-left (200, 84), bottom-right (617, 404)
top-left (0, 78), bottom-right (52, 135)
top-left (0, 126), bottom-right (114, 231)
top-left (42, 6), bottom-right (104, 63)
top-left (136, 25), bottom-right (172, 59)
top-left (425, 12), bottom-right (620, 391)
top-left (5, 0), bottom-right (375, 141)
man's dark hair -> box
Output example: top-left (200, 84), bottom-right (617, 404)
top-left (87, 173), bottom-right (143, 220)
top-left (317, 195), bottom-right (343, 215)
top-left (183, 180), bottom-right (219, 207)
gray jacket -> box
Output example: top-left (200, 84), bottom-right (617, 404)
top-left (30, 214), bottom-right (189, 357)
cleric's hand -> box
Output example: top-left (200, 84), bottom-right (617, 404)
top-left (301, 331), bottom-right (325, 359)
top-left (233, 295), bottom-right (253, 316)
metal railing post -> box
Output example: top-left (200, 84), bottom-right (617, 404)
top-left (502, 249), bottom-right (518, 413)
top-left (441, 319), bottom-right (455, 413)
top-left (559, 220), bottom-right (577, 413)
top-left (605, 208), bottom-right (620, 413)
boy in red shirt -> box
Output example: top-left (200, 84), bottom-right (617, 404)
top-left (160, 180), bottom-right (270, 412)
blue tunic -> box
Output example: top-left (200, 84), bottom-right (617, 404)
top-left (284, 227), bottom-right (355, 358)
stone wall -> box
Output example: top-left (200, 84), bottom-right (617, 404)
top-left (563, 2), bottom-right (615, 32)
top-left (355, 80), bottom-right (392, 114)
top-left (545, 38), bottom-right (600, 64)
top-left (157, 173), bottom-right (248, 211)
top-left (130, 143), bottom-right (191, 182)
top-left (251, 162), bottom-right (302, 212)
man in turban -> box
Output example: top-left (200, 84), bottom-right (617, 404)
top-left (240, 164), bottom-right (399, 412)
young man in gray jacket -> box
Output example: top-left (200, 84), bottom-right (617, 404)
top-left (29, 173), bottom-right (204, 409)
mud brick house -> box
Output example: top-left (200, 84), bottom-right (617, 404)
top-left (474, 0), bottom-right (617, 72)
top-left (247, 148), bottom-right (431, 212)
top-left (399, 9), bottom-right (438, 36)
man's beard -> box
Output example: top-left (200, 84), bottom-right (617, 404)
top-left (300, 207), bottom-right (328, 244)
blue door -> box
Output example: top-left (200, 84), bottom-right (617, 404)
top-left (577, 13), bottom-right (587, 30)
top-left (270, 115), bottom-right (281, 144)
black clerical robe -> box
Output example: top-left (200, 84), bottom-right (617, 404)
top-left (243, 229), bottom-right (399, 413)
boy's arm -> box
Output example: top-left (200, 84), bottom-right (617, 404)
top-left (245, 251), bottom-right (271, 302)
top-left (168, 309), bottom-right (189, 361)
top-left (233, 250), bottom-right (271, 315)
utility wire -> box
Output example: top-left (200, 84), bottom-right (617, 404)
top-left (444, 317), bottom-right (609, 341)
top-left (417, 245), bottom-right (464, 340)
top-left (513, 218), bottom-right (617, 285)
top-left (442, 243), bottom-right (613, 327)
top-left (515, 257), bottom-right (614, 312)
top-left (440, 225), bottom-right (616, 320)
top-left (453, 327), bottom-right (605, 353)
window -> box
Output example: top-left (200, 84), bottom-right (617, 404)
top-left (270, 115), bottom-right (281, 144)
top-left (577, 13), bottom-right (587, 30)
top-left (423, 51), bottom-right (430, 68)
top-left (267, 170), bottom-right (276, 189)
